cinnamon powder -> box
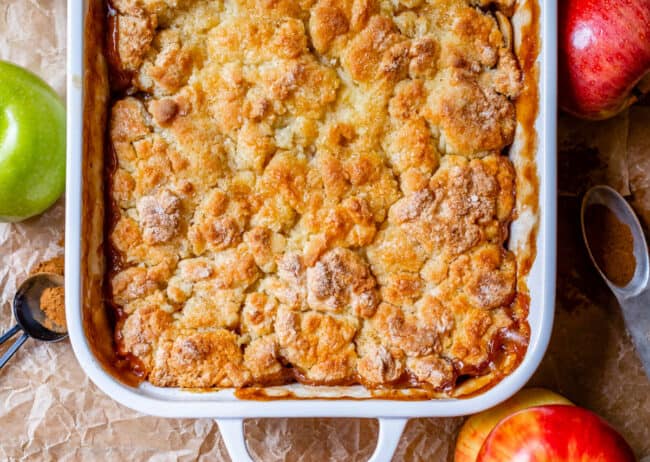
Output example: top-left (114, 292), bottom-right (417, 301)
top-left (30, 255), bottom-right (64, 277)
top-left (584, 204), bottom-right (636, 287)
top-left (40, 287), bottom-right (66, 331)
top-left (30, 255), bottom-right (66, 332)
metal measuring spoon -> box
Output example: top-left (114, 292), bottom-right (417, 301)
top-left (0, 272), bottom-right (67, 370)
top-left (581, 185), bottom-right (650, 378)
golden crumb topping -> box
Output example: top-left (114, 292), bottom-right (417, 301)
top-left (107, 0), bottom-right (527, 392)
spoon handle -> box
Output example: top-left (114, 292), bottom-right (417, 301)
top-left (0, 324), bottom-right (21, 345)
top-left (619, 291), bottom-right (650, 379)
top-left (0, 332), bottom-right (29, 370)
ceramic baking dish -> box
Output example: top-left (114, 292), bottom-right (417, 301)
top-left (65, 0), bottom-right (557, 459)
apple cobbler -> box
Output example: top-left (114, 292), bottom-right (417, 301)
top-left (106, 0), bottom-right (529, 393)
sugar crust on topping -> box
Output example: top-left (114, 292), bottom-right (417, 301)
top-left (107, 0), bottom-right (526, 391)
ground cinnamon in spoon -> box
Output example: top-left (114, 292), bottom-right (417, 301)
top-left (30, 255), bottom-right (66, 332)
top-left (584, 203), bottom-right (636, 287)
top-left (40, 287), bottom-right (66, 332)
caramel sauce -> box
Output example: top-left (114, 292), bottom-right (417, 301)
top-left (77, 0), bottom-right (146, 387)
top-left (75, 0), bottom-right (143, 389)
top-left (235, 387), bottom-right (439, 401)
top-left (513, 0), bottom-right (542, 280)
top-left (105, 1), bottom-right (133, 93)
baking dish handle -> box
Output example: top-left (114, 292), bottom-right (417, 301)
top-left (217, 419), bottom-right (251, 461)
top-left (216, 417), bottom-right (408, 462)
top-left (368, 417), bottom-right (408, 462)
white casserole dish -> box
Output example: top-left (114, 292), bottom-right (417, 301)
top-left (65, 0), bottom-right (557, 459)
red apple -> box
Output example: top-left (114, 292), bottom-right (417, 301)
top-left (559, 0), bottom-right (650, 120)
top-left (477, 405), bottom-right (635, 462)
top-left (455, 388), bottom-right (572, 462)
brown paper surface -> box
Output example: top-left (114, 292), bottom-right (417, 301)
top-left (627, 106), bottom-right (650, 230)
top-left (557, 111), bottom-right (630, 197)
top-left (1, 1), bottom-right (649, 461)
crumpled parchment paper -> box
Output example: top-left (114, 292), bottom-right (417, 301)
top-left (0, 1), bottom-right (649, 461)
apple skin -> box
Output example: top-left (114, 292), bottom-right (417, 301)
top-left (0, 61), bottom-right (66, 222)
top-left (454, 388), bottom-right (572, 462)
top-left (559, 0), bottom-right (650, 120)
top-left (477, 405), bottom-right (635, 462)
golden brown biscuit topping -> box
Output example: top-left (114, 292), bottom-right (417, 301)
top-left (107, 0), bottom-right (528, 393)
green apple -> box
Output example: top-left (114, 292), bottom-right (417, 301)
top-left (0, 60), bottom-right (65, 222)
